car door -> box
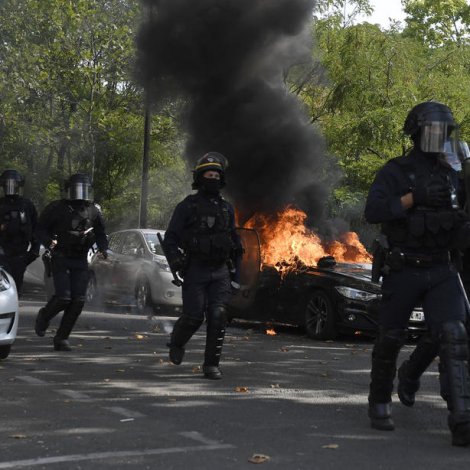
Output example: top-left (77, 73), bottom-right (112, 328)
top-left (228, 228), bottom-right (262, 312)
top-left (112, 231), bottom-right (146, 294)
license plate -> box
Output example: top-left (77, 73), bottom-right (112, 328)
top-left (410, 311), bottom-right (424, 322)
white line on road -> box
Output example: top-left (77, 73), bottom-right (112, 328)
top-left (103, 406), bottom-right (145, 418)
top-left (15, 376), bottom-right (47, 385)
top-left (57, 390), bottom-right (92, 400)
top-left (0, 434), bottom-right (235, 469)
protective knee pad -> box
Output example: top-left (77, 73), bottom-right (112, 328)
top-left (207, 306), bottom-right (227, 329)
top-left (439, 321), bottom-right (469, 361)
top-left (373, 328), bottom-right (407, 361)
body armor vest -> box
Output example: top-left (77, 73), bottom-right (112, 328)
top-left (55, 201), bottom-right (96, 257)
top-left (0, 197), bottom-right (33, 254)
top-left (382, 156), bottom-right (462, 251)
top-left (183, 194), bottom-right (233, 263)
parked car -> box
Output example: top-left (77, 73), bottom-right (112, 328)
top-left (87, 229), bottom-right (183, 314)
top-left (0, 267), bottom-right (19, 359)
top-left (229, 229), bottom-right (426, 340)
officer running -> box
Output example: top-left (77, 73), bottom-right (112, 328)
top-left (34, 173), bottom-right (108, 351)
top-left (365, 101), bottom-right (470, 446)
top-left (162, 152), bottom-right (242, 380)
top-left (0, 169), bottom-right (40, 293)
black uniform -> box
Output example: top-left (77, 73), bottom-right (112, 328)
top-left (0, 195), bottom-right (39, 293)
top-left (365, 147), bottom-right (470, 445)
top-left (34, 198), bottom-right (108, 350)
top-left (164, 191), bottom-right (241, 378)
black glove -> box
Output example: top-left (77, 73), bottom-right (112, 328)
top-left (412, 181), bottom-right (451, 207)
top-left (170, 255), bottom-right (185, 274)
top-left (26, 250), bottom-right (39, 265)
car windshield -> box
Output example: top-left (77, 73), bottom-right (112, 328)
top-left (143, 233), bottom-right (165, 255)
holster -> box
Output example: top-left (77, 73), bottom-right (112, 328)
top-left (371, 235), bottom-right (389, 282)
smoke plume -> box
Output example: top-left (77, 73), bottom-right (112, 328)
top-left (136, 0), bottom-right (337, 228)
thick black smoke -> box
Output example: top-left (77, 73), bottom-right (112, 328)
top-left (136, 0), bottom-right (337, 227)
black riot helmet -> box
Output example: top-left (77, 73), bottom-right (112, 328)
top-left (64, 173), bottom-right (93, 201)
top-left (0, 169), bottom-right (25, 196)
top-left (403, 101), bottom-right (457, 154)
top-left (192, 152), bottom-right (228, 190)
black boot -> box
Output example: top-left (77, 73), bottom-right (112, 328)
top-left (53, 338), bottom-right (72, 351)
top-left (439, 321), bottom-right (470, 447)
top-left (35, 296), bottom-right (70, 337)
top-left (53, 300), bottom-right (84, 351)
top-left (397, 333), bottom-right (439, 407)
top-left (203, 306), bottom-right (227, 380)
top-left (368, 328), bottom-right (407, 431)
top-left (368, 403), bottom-right (394, 431)
top-left (168, 315), bottom-right (203, 365)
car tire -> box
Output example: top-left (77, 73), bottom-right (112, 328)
top-left (305, 290), bottom-right (338, 340)
top-left (135, 278), bottom-right (152, 314)
top-left (86, 274), bottom-right (100, 305)
top-left (0, 344), bottom-right (12, 359)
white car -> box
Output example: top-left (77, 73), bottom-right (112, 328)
top-left (87, 229), bottom-right (183, 314)
top-left (0, 267), bottom-right (19, 359)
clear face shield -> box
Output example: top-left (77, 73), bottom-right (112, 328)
top-left (420, 121), bottom-right (458, 154)
top-left (2, 178), bottom-right (22, 196)
top-left (67, 183), bottom-right (93, 201)
top-left (440, 140), bottom-right (469, 171)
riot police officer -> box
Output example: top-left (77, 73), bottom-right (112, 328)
top-left (34, 173), bottom-right (108, 351)
top-left (0, 169), bottom-right (40, 293)
top-left (162, 152), bottom-right (242, 380)
top-left (365, 101), bottom-right (470, 446)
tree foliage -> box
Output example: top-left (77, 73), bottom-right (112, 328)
top-left (0, 0), bottom-right (469, 235)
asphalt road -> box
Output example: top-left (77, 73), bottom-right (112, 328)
top-left (1, 291), bottom-right (469, 469)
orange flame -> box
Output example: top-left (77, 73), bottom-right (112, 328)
top-left (266, 328), bottom-right (277, 336)
top-left (244, 205), bottom-right (371, 273)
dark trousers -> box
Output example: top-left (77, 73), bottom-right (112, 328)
top-left (182, 261), bottom-right (231, 321)
top-left (51, 254), bottom-right (89, 301)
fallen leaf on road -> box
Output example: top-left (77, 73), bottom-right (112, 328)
top-left (115, 369), bottom-right (126, 373)
top-left (248, 454), bottom-right (270, 464)
top-left (192, 366), bottom-right (202, 373)
top-left (280, 347), bottom-right (289, 352)
top-left (322, 444), bottom-right (339, 449)
top-left (235, 386), bottom-right (249, 393)
top-left (9, 434), bottom-right (27, 439)
top-left (135, 334), bottom-right (145, 340)
top-left (270, 384), bottom-right (280, 388)
top-left (320, 373), bottom-right (328, 377)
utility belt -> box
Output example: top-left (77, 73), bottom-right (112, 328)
top-left (388, 250), bottom-right (451, 269)
top-left (371, 233), bottom-right (452, 281)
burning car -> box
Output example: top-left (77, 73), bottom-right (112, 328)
top-left (0, 267), bottom-right (19, 359)
top-left (229, 208), bottom-right (426, 340)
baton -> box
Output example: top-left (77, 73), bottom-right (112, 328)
top-left (457, 272), bottom-right (470, 319)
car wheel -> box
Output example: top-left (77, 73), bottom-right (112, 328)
top-left (305, 290), bottom-right (338, 340)
top-left (86, 274), bottom-right (100, 305)
top-left (135, 278), bottom-right (152, 314)
top-left (0, 344), bottom-right (12, 359)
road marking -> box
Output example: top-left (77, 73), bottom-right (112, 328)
top-left (15, 376), bottom-right (47, 385)
top-left (0, 433), bottom-right (235, 469)
top-left (103, 406), bottom-right (145, 418)
top-left (57, 390), bottom-right (92, 400)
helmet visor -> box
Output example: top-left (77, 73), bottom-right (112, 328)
top-left (67, 183), bottom-right (93, 201)
top-left (3, 178), bottom-right (21, 196)
top-left (420, 121), bottom-right (457, 153)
